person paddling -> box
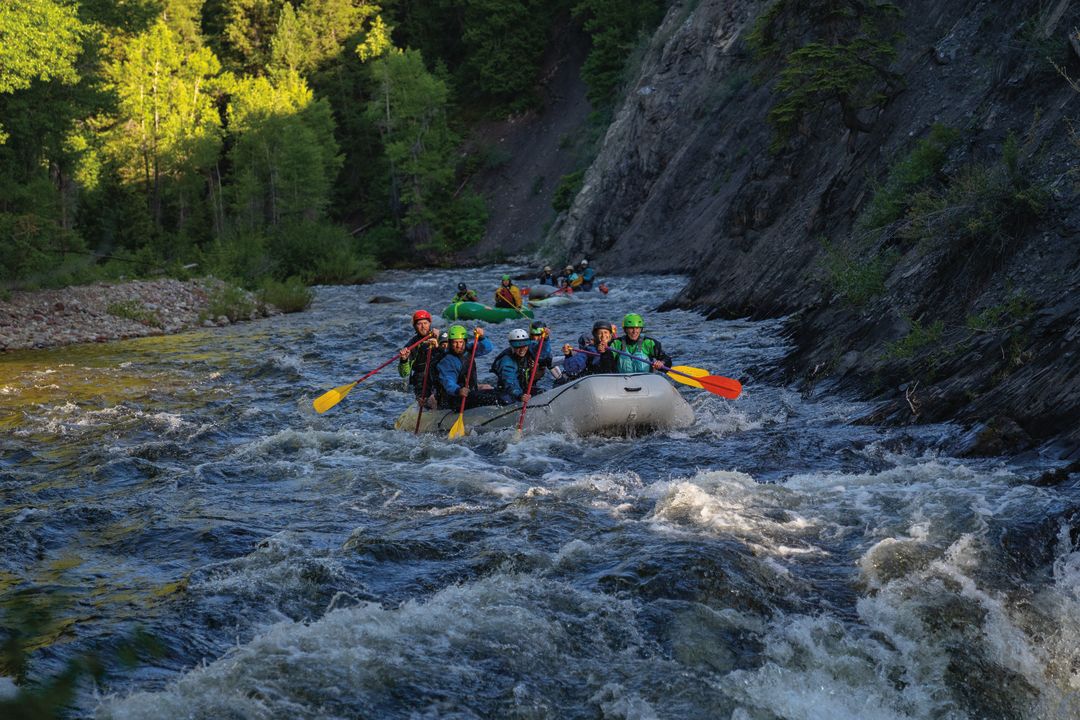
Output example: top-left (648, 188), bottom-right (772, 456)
top-left (607, 313), bottom-right (671, 373)
top-left (452, 283), bottom-right (478, 303)
top-left (528, 321), bottom-right (553, 373)
top-left (536, 266), bottom-right (556, 286)
top-left (494, 275), bottom-right (523, 309)
top-left (434, 325), bottom-right (498, 409)
top-left (578, 260), bottom-right (596, 291)
top-left (398, 310), bottom-right (439, 400)
top-left (562, 320), bottom-right (617, 380)
top-left (491, 329), bottom-right (544, 405)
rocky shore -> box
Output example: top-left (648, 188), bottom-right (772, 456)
top-left (0, 278), bottom-right (277, 352)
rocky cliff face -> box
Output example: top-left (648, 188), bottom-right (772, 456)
top-left (557, 0), bottom-right (1080, 457)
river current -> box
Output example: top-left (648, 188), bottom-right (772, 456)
top-left (2, 268), bottom-right (1078, 719)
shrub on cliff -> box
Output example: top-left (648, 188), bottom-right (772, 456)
top-left (900, 133), bottom-right (1049, 251)
top-left (750, 0), bottom-right (903, 150)
top-left (860, 124), bottom-right (961, 230)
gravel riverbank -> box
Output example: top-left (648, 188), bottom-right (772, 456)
top-left (0, 278), bottom-right (278, 352)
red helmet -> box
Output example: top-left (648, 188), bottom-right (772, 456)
top-left (412, 310), bottom-right (432, 325)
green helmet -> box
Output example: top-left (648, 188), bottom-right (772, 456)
top-left (501, 274), bottom-right (511, 282)
top-left (622, 313), bottom-right (645, 329)
top-left (447, 325), bottom-right (468, 341)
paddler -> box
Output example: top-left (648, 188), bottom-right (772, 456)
top-left (452, 282), bottom-right (478, 303)
top-left (398, 310), bottom-right (439, 399)
top-left (494, 275), bottom-right (523, 309)
top-left (606, 313), bottom-right (671, 373)
top-left (490, 328), bottom-right (543, 405)
top-left (434, 325), bottom-right (498, 409)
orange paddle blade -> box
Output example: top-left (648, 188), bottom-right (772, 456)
top-left (698, 375), bottom-right (742, 399)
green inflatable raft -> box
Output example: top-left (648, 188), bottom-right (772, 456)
top-left (441, 301), bottom-right (534, 323)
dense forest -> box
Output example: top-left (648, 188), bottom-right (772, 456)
top-left (0, 0), bottom-right (664, 290)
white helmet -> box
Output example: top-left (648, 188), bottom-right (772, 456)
top-left (508, 328), bottom-right (530, 347)
top-left (579, 259), bottom-right (588, 267)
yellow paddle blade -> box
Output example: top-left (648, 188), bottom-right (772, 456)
top-left (312, 382), bottom-right (357, 414)
top-left (448, 412), bottom-right (466, 439)
top-left (667, 365), bottom-right (709, 389)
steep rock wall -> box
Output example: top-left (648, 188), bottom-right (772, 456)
top-left (557, 0), bottom-right (1080, 456)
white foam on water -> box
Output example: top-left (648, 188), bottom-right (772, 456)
top-left (720, 613), bottom-right (959, 720)
top-left (643, 471), bottom-right (823, 559)
top-left (18, 402), bottom-right (192, 438)
top-left (189, 531), bottom-right (358, 607)
top-left (98, 573), bottom-right (686, 720)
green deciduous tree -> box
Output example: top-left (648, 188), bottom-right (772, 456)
top-left (228, 70), bottom-right (342, 229)
top-left (102, 19), bottom-right (224, 234)
top-left (0, 0), bottom-right (85, 142)
top-left (365, 48), bottom-right (458, 250)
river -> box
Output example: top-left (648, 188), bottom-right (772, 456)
top-left (2, 268), bottom-right (1078, 719)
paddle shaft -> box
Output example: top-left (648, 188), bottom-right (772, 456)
top-left (413, 343), bottom-right (434, 434)
top-left (574, 345), bottom-right (692, 376)
top-left (496, 287), bottom-right (528, 317)
top-left (516, 334), bottom-right (545, 432)
top-left (358, 335), bottom-right (429, 385)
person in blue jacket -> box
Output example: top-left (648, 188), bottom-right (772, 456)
top-left (577, 260), bottom-right (596, 291)
top-left (435, 325), bottom-right (497, 409)
top-left (536, 266), bottom-right (556, 286)
top-left (561, 320), bottom-right (617, 381)
top-left (491, 328), bottom-right (544, 405)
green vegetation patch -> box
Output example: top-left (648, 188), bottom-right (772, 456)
top-left (900, 133), bottom-right (1050, 249)
top-left (106, 300), bottom-right (164, 328)
top-left (966, 290), bottom-right (1036, 332)
top-left (202, 283), bottom-right (257, 323)
top-left (861, 124), bottom-right (961, 230)
top-left (821, 239), bottom-right (898, 306)
top-left (883, 317), bottom-right (944, 361)
top-left (259, 277), bottom-right (312, 314)
top-left (552, 170), bottom-right (587, 212)
top-left (750, 0), bottom-right (903, 150)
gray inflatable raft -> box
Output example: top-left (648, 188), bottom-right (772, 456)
top-left (394, 373), bottom-right (694, 435)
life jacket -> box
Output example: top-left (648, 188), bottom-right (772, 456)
top-left (610, 337), bottom-right (664, 374)
top-left (490, 348), bottom-right (531, 402)
top-left (405, 333), bottom-right (436, 387)
top-left (494, 285), bottom-right (521, 308)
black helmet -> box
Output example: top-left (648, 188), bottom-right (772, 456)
top-left (458, 282), bottom-right (467, 292)
top-left (592, 320), bottom-right (612, 333)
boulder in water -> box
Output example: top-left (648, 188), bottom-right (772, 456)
top-left (368, 296), bottom-right (401, 304)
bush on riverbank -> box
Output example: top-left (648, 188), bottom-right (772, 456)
top-left (259, 277), bottom-right (313, 313)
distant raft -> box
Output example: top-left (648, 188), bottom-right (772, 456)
top-left (395, 373), bottom-right (694, 436)
top-left (441, 301), bottom-right (534, 323)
